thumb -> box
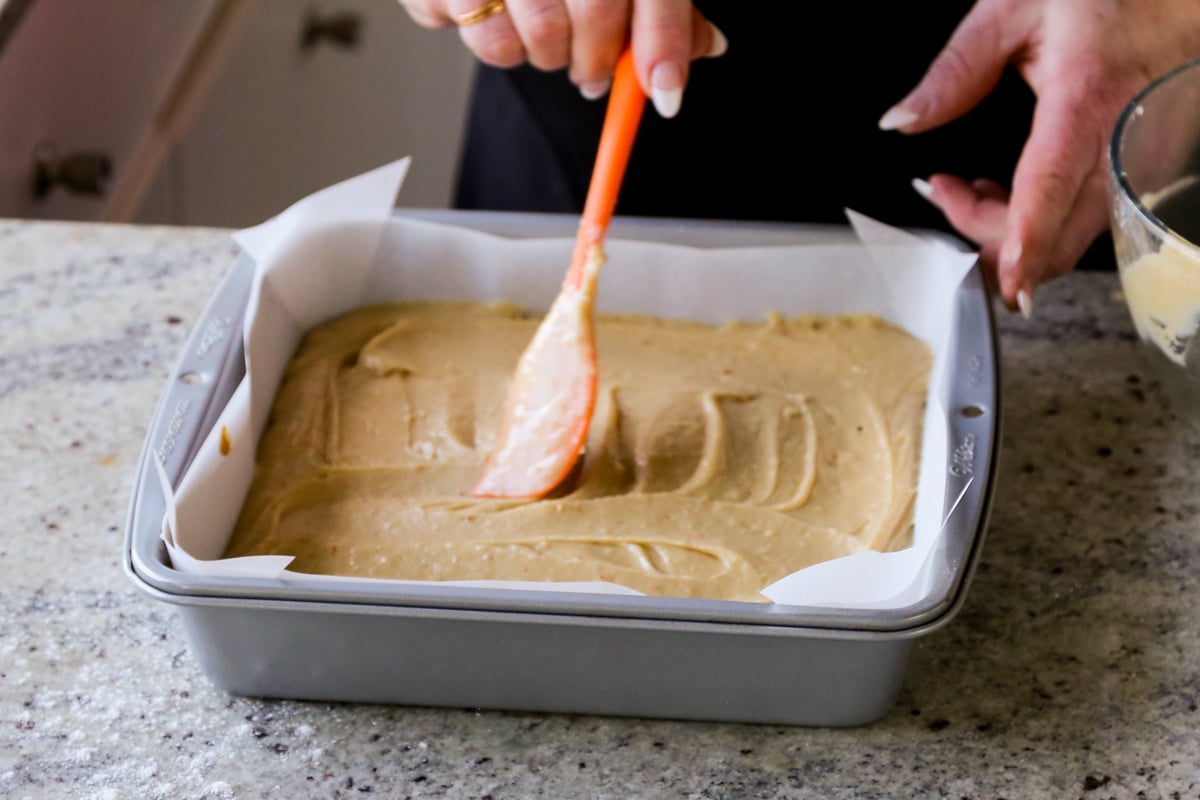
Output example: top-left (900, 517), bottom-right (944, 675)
top-left (878, 0), bottom-right (1024, 133)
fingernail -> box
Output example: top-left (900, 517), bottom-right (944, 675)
top-left (1017, 284), bottom-right (1035, 320)
top-left (579, 79), bottom-right (610, 100)
top-left (706, 23), bottom-right (728, 58)
top-left (650, 62), bottom-right (684, 118)
top-left (999, 240), bottom-right (1033, 317)
top-left (878, 104), bottom-right (920, 131)
top-left (911, 177), bottom-right (934, 201)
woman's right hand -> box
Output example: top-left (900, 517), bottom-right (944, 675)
top-left (395, 0), bottom-right (727, 117)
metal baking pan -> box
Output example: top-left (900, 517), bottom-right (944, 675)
top-left (123, 210), bottom-right (999, 726)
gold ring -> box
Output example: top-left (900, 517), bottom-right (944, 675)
top-left (455, 0), bottom-right (506, 25)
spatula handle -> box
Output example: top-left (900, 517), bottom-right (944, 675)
top-left (566, 46), bottom-right (647, 289)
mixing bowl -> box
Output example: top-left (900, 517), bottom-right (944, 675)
top-left (1110, 56), bottom-right (1200, 424)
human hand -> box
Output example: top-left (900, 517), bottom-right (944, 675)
top-left (879, 0), bottom-right (1200, 316)
top-left (395, 0), bottom-right (727, 118)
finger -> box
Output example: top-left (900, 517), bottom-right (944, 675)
top-left (687, 8), bottom-right (726, 61)
top-left (921, 173), bottom-right (1009, 247)
top-left (1000, 164), bottom-right (1110, 306)
top-left (915, 173), bottom-right (1009, 298)
top-left (879, 0), bottom-right (1028, 133)
top-left (397, 0), bottom-right (453, 29)
top-left (448, 0), bottom-right (527, 68)
top-left (631, 0), bottom-right (694, 118)
top-left (566, 0), bottom-right (630, 97)
top-left (506, 0), bottom-right (572, 71)
top-left (996, 82), bottom-right (1110, 304)
top-left (1045, 174), bottom-right (1109, 277)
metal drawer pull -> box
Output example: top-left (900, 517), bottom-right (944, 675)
top-left (301, 10), bottom-right (362, 51)
top-left (32, 144), bottom-right (112, 201)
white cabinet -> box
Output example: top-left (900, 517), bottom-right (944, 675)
top-left (0, 0), bottom-right (476, 226)
top-left (136, 0), bottom-right (476, 227)
top-left (0, 0), bottom-right (219, 221)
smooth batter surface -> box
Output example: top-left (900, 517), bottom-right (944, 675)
top-left (223, 301), bottom-right (932, 602)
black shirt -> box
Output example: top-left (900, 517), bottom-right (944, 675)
top-left (453, 2), bottom-right (1114, 269)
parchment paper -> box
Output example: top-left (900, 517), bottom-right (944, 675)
top-left (159, 158), bottom-right (979, 609)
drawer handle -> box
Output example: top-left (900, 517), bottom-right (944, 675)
top-left (302, 10), bottom-right (362, 51)
top-left (32, 144), bottom-right (112, 201)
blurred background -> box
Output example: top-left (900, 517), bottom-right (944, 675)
top-left (0, 0), bottom-right (475, 227)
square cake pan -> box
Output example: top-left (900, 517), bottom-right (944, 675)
top-left (123, 210), bottom-right (999, 727)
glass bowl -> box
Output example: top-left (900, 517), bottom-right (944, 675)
top-left (1110, 56), bottom-right (1200, 424)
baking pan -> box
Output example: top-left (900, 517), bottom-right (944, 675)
top-left (123, 210), bottom-right (999, 726)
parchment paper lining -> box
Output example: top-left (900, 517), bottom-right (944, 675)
top-left (158, 158), bottom-right (978, 609)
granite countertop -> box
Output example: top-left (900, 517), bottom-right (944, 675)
top-left (2, 217), bottom-right (1199, 800)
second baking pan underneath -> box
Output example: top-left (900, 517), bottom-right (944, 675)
top-left (124, 208), bottom-right (998, 725)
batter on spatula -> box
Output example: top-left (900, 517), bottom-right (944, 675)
top-left (473, 46), bottom-right (646, 499)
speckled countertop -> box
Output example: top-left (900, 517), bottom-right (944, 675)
top-left (2, 217), bottom-right (1199, 800)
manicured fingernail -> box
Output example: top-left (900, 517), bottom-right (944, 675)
top-left (706, 23), bottom-right (728, 58)
top-left (579, 79), bottom-right (610, 100)
top-left (999, 240), bottom-right (1032, 317)
top-left (650, 62), bottom-right (684, 118)
top-left (878, 104), bottom-right (920, 131)
top-left (911, 177), bottom-right (934, 201)
top-left (1017, 285), bottom-right (1035, 320)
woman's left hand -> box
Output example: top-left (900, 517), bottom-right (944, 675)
top-left (880, 0), bottom-right (1200, 315)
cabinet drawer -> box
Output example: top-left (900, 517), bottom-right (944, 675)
top-left (148, 0), bottom-right (475, 227)
top-left (0, 0), bottom-right (218, 220)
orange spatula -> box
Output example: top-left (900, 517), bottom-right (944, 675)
top-left (472, 47), bottom-right (647, 498)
